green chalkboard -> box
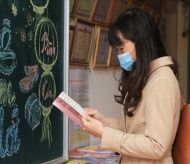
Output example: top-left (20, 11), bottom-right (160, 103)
top-left (0, 0), bottom-right (68, 163)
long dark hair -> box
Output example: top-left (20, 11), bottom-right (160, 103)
top-left (108, 8), bottom-right (179, 117)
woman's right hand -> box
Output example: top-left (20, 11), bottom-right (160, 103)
top-left (84, 108), bottom-right (110, 126)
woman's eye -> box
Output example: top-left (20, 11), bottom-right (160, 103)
top-left (118, 48), bottom-right (123, 51)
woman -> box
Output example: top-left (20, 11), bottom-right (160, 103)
top-left (81, 8), bottom-right (180, 163)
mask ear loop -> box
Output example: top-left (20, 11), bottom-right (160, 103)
top-left (129, 44), bottom-right (135, 53)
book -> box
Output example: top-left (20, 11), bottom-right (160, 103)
top-left (67, 159), bottom-right (97, 164)
top-left (67, 158), bottom-right (119, 164)
top-left (69, 149), bottom-right (118, 159)
top-left (68, 144), bottom-right (120, 163)
top-left (77, 145), bottom-right (113, 154)
top-left (53, 91), bottom-right (85, 126)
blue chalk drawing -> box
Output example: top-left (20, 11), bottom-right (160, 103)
top-left (0, 19), bottom-right (17, 75)
top-left (25, 93), bottom-right (41, 130)
top-left (0, 106), bottom-right (4, 156)
top-left (0, 105), bottom-right (20, 158)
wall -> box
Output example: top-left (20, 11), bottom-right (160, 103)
top-left (164, 0), bottom-right (177, 59)
top-left (88, 67), bottom-right (123, 144)
top-left (165, 13), bottom-right (177, 58)
top-left (177, 1), bottom-right (189, 101)
top-left (160, 0), bottom-right (189, 101)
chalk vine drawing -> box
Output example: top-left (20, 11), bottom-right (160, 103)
top-left (34, 17), bottom-right (58, 147)
top-left (30, 0), bottom-right (49, 29)
top-left (34, 17), bottom-right (58, 71)
top-left (30, 0), bottom-right (49, 15)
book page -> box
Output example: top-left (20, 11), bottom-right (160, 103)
top-left (59, 92), bottom-right (85, 116)
top-left (53, 92), bottom-right (85, 126)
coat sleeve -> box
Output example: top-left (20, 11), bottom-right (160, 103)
top-left (101, 77), bottom-right (180, 159)
top-left (108, 118), bottom-right (124, 131)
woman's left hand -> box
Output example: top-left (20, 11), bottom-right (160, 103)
top-left (81, 114), bottom-right (104, 138)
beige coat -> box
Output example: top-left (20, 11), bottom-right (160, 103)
top-left (101, 56), bottom-right (181, 164)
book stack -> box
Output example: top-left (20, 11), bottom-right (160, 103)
top-left (67, 145), bottom-right (119, 164)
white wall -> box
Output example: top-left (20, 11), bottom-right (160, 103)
top-left (90, 68), bottom-right (122, 118)
top-left (88, 67), bottom-right (123, 144)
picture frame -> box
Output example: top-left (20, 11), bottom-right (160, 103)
top-left (143, 5), bottom-right (153, 14)
top-left (146, 0), bottom-right (156, 7)
top-left (72, 0), bottom-right (97, 20)
top-left (70, 20), bottom-right (94, 66)
top-left (69, 16), bottom-right (77, 28)
top-left (93, 27), bottom-right (112, 68)
top-left (91, 0), bottom-right (116, 25)
top-left (136, 0), bottom-right (146, 4)
top-left (155, 0), bottom-right (164, 14)
top-left (111, 0), bottom-right (130, 23)
top-left (69, 29), bottom-right (75, 53)
top-left (129, 1), bottom-right (143, 8)
top-left (69, 0), bottom-right (75, 13)
top-left (110, 47), bottom-right (120, 66)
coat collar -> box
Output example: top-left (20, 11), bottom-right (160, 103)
top-left (149, 56), bottom-right (173, 75)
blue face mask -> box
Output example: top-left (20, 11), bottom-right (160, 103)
top-left (118, 44), bottom-right (135, 71)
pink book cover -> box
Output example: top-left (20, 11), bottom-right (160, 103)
top-left (53, 92), bottom-right (85, 126)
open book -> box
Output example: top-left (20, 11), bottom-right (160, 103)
top-left (53, 92), bottom-right (85, 126)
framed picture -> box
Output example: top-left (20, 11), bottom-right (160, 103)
top-left (129, 1), bottom-right (143, 8)
top-left (111, 0), bottom-right (130, 23)
top-left (69, 0), bottom-right (75, 13)
top-left (93, 27), bottom-right (112, 68)
top-left (146, 0), bottom-right (155, 7)
top-left (69, 16), bottom-right (77, 28)
top-left (73, 0), bottom-right (97, 20)
top-left (70, 21), bottom-right (94, 65)
top-left (131, 0), bottom-right (145, 5)
top-left (136, 0), bottom-right (146, 4)
top-left (155, 0), bottom-right (164, 14)
top-left (69, 29), bottom-right (75, 53)
top-left (91, 0), bottom-right (115, 25)
top-left (143, 5), bottom-right (153, 14)
top-left (110, 47), bottom-right (120, 66)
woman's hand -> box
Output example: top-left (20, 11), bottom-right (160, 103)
top-left (84, 108), bottom-right (104, 122)
top-left (84, 108), bottom-right (111, 126)
top-left (81, 114), bottom-right (104, 138)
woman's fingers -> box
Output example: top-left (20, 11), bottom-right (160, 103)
top-left (84, 108), bottom-right (97, 115)
top-left (81, 114), bottom-right (104, 138)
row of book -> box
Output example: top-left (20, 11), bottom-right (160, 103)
top-left (67, 145), bottom-right (120, 164)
